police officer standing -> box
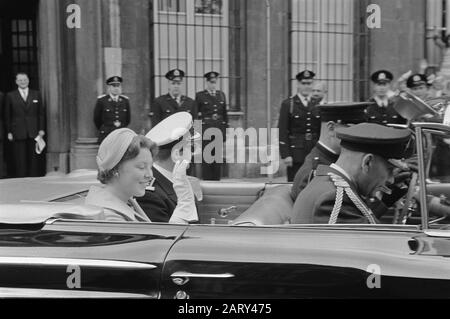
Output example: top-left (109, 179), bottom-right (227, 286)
top-left (196, 71), bottom-right (228, 181)
top-left (150, 69), bottom-right (197, 126)
top-left (367, 70), bottom-right (406, 125)
top-left (278, 70), bottom-right (321, 182)
top-left (94, 76), bottom-right (130, 144)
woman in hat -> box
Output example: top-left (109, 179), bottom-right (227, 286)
top-left (85, 128), bottom-right (198, 223)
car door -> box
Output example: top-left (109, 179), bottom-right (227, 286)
top-left (161, 224), bottom-right (450, 299)
top-left (0, 220), bottom-right (187, 298)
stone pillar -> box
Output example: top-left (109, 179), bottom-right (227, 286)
top-left (369, 0), bottom-right (426, 77)
top-left (38, 0), bottom-right (71, 175)
top-left (245, 0), bottom-right (290, 130)
top-left (70, 0), bottom-right (104, 170)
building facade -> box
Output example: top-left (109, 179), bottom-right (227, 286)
top-left (0, 0), bottom-right (441, 177)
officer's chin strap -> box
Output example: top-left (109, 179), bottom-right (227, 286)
top-left (327, 173), bottom-right (377, 224)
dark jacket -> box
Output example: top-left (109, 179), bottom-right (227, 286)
top-left (5, 89), bottom-right (45, 140)
top-left (292, 165), bottom-right (380, 224)
top-left (291, 143), bottom-right (339, 201)
top-left (0, 91), bottom-right (4, 141)
top-left (367, 97), bottom-right (406, 125)
top-left (94, 94), bottom-right (131, 143)
top-left (137, 168), bottom-right (177, 223)
top-left (196, 90), bottom-right (228, 140)
top-left (278, 95), bottom-right (321, 163)
top-left (150, 94), bottom-right (197, 126)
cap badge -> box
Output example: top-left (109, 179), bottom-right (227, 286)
top-left (414, 75), bottom-right (420, 82)
top-left (379, 73), bottom-right (386, 80)
top-left (304, 71), bottom-right (310, 77)
top-left (174, 70), bottom-right (180, 76)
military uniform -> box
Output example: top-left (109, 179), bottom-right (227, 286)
top-left (196, 71), bottom-right (228, 181)
top-left (292, 123), bottom-right (412, 224)
top-left (93, 76), bottom-right (130, 144)
top-left (367, 70), bottom-right (406, 125)
top-left (278, 95), bottom-right (321, 181)
top-left (150, 69), bottom-right (197, 126)
top-left (290, 102), bottom-right (370, 201)
top-left (151, 94), bottom-right (197, 126)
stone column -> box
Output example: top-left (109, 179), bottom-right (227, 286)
top-left (70, 0), bottom-right (104, 170)
top-left (38, 0), bottom-right (70, 175)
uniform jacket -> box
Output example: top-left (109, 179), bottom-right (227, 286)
top-left (290, 143), bottom-right (339, 201)
top-left (150, 94), bottom-right (197, 126)
top-left (292, 165), bottom-right (380, 224)
top-left (94, 94), bottom-right (131, 143)
top-left (85, 185), bottom-right (150, 222)
top-left (0, 91), bottom-right (4, 141)
top-left (278, 95), bottom-right (321, 163)
top-left (137, 168), bottom-right (178, 223)
top-left (5, 89), bottom-right (45, 140)
top-left (367, 97), bottom-right (406, 125)
top-left (196, 90), bottom-right (228, 140)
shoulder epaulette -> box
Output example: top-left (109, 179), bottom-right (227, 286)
top-left (120, 95), bottom-right (129, 100)
top-left (97, 94), bottom-right (107, 99)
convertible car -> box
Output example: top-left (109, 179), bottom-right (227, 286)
top-left (1, 122), bottom-right (450, 298)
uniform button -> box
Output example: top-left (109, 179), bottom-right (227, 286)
top-left (307, 118), bottom-right (311, 120)
top-left (307, 112), bottom-right (311, 115)
top-left (307, 123), bottom-right (311, 126)
top-left (307, 129), bottom-right (311, 132)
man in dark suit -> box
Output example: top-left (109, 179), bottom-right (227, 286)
top-left (5, 73), bottom-right (46, 177)
top-left (367, 70), bottom-right (406, 125)
top-left (138, 112), bottom-right (201, 223)
top-left (196, 71), bottom-right (228, 181)
top-left (278, 70), bottom-right (321, 182)
top-left (0, 91), bottom-right (5, 178)
top-left (292, 123), bottom-right (412, 224)
top-left (150, 69), bottom-right (197, 126)
top-left (290, 102), bottom-right (371, 201)
top-left (94, 76), bottom-right (131, 144)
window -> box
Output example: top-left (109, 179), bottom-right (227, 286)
top-left (152, 0), bottom-right (230, 102)
top-left (290, 0), bottom-right (354, 102)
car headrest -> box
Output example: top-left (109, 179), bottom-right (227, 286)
top-left (0, 203), bottom-right (106, 224)
top-left (232, 185), bottom-right (294, 226)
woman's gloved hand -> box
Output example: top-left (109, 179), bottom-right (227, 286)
top-left (169, 160), bottom-right (198, 224)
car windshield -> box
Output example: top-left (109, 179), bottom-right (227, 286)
top-left (422, 128), bottom-right (450, 228)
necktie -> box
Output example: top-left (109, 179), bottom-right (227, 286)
top-left (21, 90), bottom-right (27, 101)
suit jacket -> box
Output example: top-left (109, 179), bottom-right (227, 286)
top-left (278, 95), bottom-right (321, 163)
top-left (292, 165), bottom-right (380, 224)
top-left (137, 168), bottom-right (178, 223)
top-left (150, 94), bottom-right (197, 126)
top-left (0, 91), bottom-right (4, 141)
top-left (291, 143), bottom-right (339, 201)
top-left (5, 89), bottom-right (45, 140)
top-left (367, 97), bottom-right (406, 125)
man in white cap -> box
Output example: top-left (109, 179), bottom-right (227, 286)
top-left (137, 112), bottom-right (201, 223)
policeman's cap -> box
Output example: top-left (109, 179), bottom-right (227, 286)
top-left (204, 71), bottom-right (220, 81)
top-left (406, 74), bottom-right (427, 88)
top-left (320, 102), bottom-right (371, 124)
top-left (106, 76), bottom-right (123, 85)
top-left (371, 70), bottom-right (393, 84)
top-left (166, 69), bottom-right (185, 81)
top-left (296, 70), bottom-right (316, 82)
top-left (146, 112), bottom-right (199, 150)
top-left (336, 123), bottom-right (411, 160)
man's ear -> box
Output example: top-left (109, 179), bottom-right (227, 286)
top-left (361, 154), bottom-right (374, 173)
top-left (326, 121), bottom-right (336, 132)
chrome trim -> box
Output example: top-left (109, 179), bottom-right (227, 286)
top-left (416, 126), bottom-right (429, 230)
top-left (171, 271), bottom-right (234, 279)
top-left (0, 287), bottom-right (156, 299)
top-left (424, 230), bottom-right (450, 238)
top-left (0, 257), bottom-right (156, 270)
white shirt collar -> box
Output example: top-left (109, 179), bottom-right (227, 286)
top-left (153, 163), bottom-right (174, 183)
top-left (297, 94), bottom-right (309, 105)
top-left (330, 163), bottom-right (353, 183)
top-left (318, 141), bottom-right (338, 155)
top-left (373, 95), bottom-right (388, 107)
top-left (110, 94), bottom-right (119, 101)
